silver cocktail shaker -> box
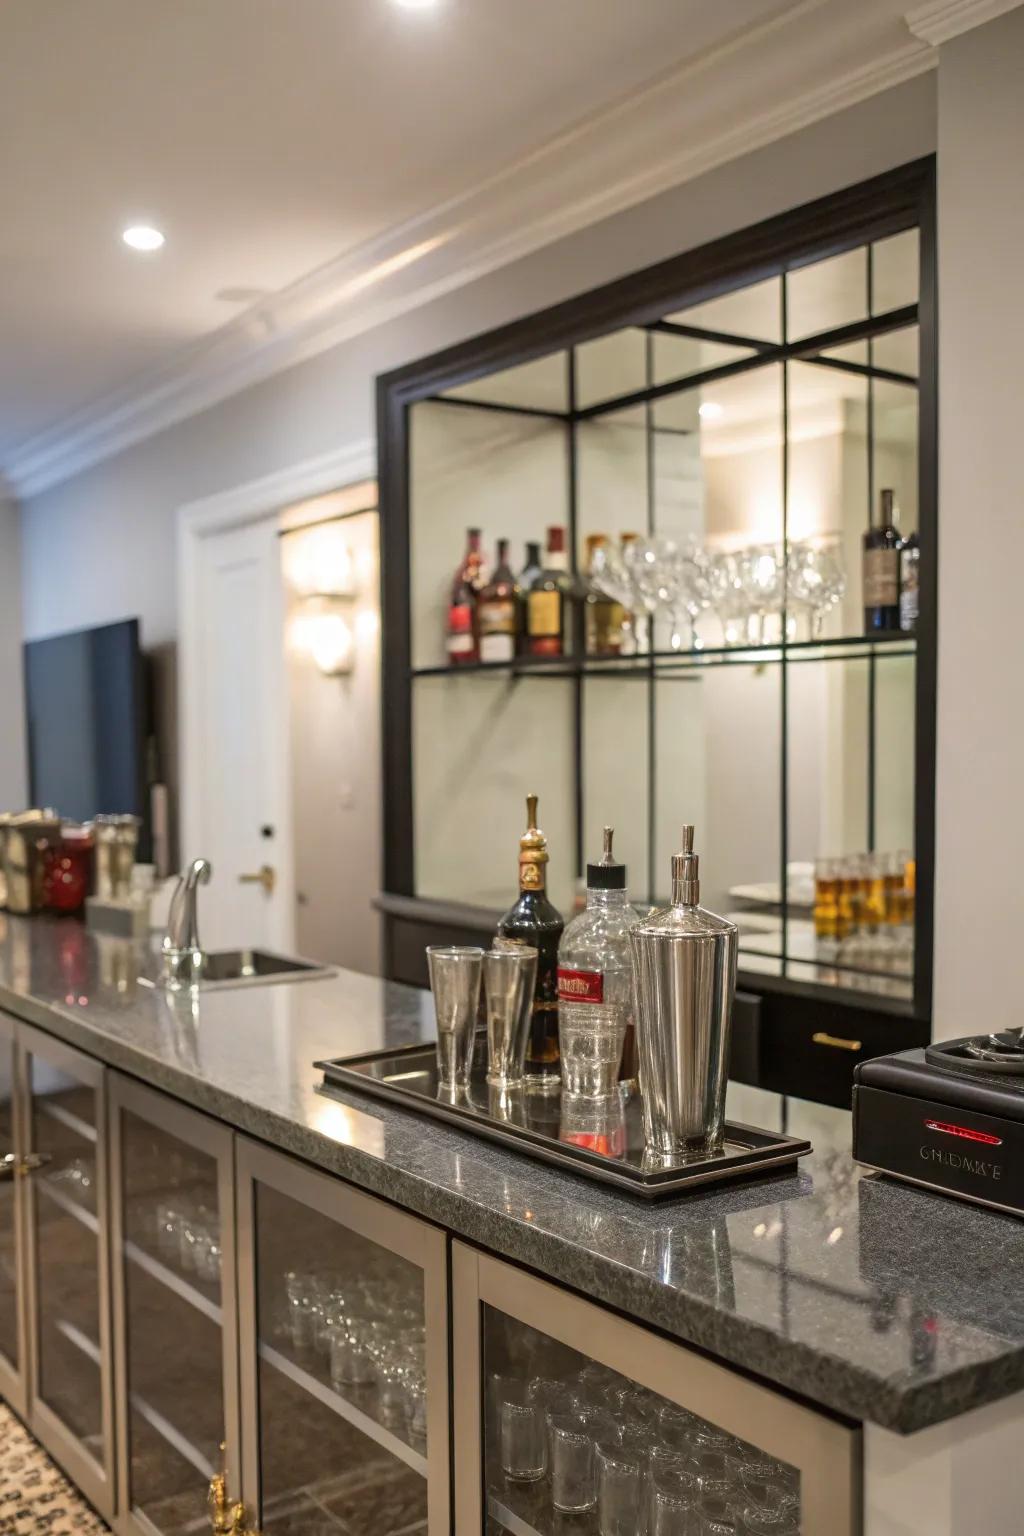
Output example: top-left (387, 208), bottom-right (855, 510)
top-left (629, 826), bottom-right (737, 1158)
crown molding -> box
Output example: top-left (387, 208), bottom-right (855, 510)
top-left (905, 0), bottom-right (1023, 44)
top-left (5, 0), bottom-right (936, 502)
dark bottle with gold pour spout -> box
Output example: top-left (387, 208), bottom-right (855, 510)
top-left (496, 794), bottom-right (564, 1089)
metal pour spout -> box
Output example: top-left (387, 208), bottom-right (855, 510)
top-left (671, 824), bottom-right (700, 906)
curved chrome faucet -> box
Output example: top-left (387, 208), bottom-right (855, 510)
top-left (161, 857), bottom-right (212, 987)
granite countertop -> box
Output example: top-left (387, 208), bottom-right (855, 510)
top-left (2, 915), bottom-right (1023, 1436)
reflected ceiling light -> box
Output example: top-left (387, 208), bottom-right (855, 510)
top-left (122, 225), bottom-right (165, 252)
top-left (699, 401), bottom-right (724, 421)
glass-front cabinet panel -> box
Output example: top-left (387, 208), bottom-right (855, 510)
top-left (110, 1075), bottom-right (238, 1536)
top-left (454, 1245), bottom-right (858, 1536)
top-left (22, 1023), bottom-right (114, 1518)
top-left (237, 1137), bottom-right (449, 1536)
top-left (0, 1013), bottom-right (23, 1412)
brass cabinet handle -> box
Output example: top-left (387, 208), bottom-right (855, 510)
top-left (812, 1031), bottom-right (862, 1053)
top-left (0, 1151), bottom-right (52, 1179)
top-left (237, 865), bottom-right (276, 896)
top-left (209, 1453), bottom-right (262, 1536)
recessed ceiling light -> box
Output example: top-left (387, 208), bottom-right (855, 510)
top-left (699, 400), bottom-right (724, 421)
top-left (393, 0), bottom-right (439, 9)
top-left (122, 225), bottom-right (165, 252)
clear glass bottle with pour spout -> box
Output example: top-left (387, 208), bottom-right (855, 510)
top-left (628, 826), bottom-right (737, 1158)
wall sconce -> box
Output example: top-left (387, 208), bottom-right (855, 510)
top-left (292, 595), bottom-right (355, 676)
top-left (283, 509), bottom-right (379, 677)
top-left (282, 522), bottom-right (358, 600)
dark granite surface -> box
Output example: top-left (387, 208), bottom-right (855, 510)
top-left (3, 915), bottom-right (1024, 1435)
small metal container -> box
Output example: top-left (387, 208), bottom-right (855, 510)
top-left (4, 810), bottom-right (62, 915)
top-left (628, 826), bottom-right (737, 1158)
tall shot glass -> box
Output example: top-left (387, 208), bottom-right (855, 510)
top-left (426, 946), bottom-right (483, 1088)
top-left (483, 946), bottom-right (537, 1088)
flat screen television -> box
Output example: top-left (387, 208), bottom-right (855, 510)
top-left (24, 617), bottom-right (149, 857)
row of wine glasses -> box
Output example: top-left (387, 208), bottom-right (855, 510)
top-left (592, 537), bottom-right (846, 651)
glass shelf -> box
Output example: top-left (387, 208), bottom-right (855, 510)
top-left (256, 1340), bottom-right (428, 1476)
top-left (411, 631), bottom-right (915, 680)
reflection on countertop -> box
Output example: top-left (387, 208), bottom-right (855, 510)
top-left (1, 913), bottom-right (1023, 1435)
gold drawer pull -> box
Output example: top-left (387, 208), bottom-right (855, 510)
top-left (812, 1031), bottom-right (862, 1053)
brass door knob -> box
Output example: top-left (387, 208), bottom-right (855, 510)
top-left (237, 865), bottom-right (276, 896)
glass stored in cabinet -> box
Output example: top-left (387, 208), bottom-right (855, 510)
top-left (236, 1136), bottom-right (449, 1536)
top-left (454, 1245), bottom-right (858, 1536)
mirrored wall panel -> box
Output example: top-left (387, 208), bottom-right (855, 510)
top-left (397, 193), bottom-right (928, 1013)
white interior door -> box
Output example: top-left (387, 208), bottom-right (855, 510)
top-left (189, 517), bottom-right (294, 953)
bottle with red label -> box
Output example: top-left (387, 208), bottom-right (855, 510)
top-left (446, 527), bottom-right (487, 664)
top-left (557, 826), bottom-right (637, 1096)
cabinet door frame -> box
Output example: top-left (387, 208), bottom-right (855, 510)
top-left (236, 1136), bottom-right (450, 1536)
top-left (20, 1021), bottom-right (116, 1521)
top-left (0, 1012), bottom-right (28, 1416)
top-left (108, 1074), bottom-right (240, 1536)
top-left (452, 1241), bottom-right (862, 1536)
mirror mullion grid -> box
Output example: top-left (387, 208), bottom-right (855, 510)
top-left (412, 214), bottom-right (922, 1000)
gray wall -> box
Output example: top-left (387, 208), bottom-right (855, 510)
top-left (0, 496), bottom-right (26, 805)
top-left (18, 74), bottom-right (936, 646)
top-left (932, 8), bottom-right (1024, 1038)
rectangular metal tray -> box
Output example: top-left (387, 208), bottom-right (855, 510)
top-left (315, 1040), bottom-right (811, 1200)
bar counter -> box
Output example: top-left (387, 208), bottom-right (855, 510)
top-left (2, 913), bottom-right (1023, 1438)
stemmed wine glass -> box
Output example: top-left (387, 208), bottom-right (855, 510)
top-left (738, 544), bottom-right (784, 645)
top-left (787, 539), bottom-right (846, 639)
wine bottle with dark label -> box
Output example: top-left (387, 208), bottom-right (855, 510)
top-left (862, 489), bottom-right (901, 632)
top-left (496, 793), bottom-right (564, 1089)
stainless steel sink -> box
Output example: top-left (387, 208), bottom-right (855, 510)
top-left (200, 948), bottom-right (335, 989)
top-left (143, 948), bottom-right (336, 992)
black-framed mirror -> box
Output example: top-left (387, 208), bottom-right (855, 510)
top-left (376, 158), bottom-right (935, 1108)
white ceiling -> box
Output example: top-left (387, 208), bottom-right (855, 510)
top-left (0, 0), bottom-right (945, 492)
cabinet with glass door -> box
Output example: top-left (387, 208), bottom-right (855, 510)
top-left (20, 1021), bottom-right (116, 1519)
top-left (235, 1136), bottom-right (449, 1536)
top-left (108, 1074), bottom-right (241, 1536)
top-left (453, 1245), bottom-right (859, 1536)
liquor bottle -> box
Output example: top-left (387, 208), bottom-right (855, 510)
top-left (497, 794), bottom-right (564, 1089)
top-left (477, 538), bottom-right (519, 663)
top-left (446, 527), bottom-right (485, 665)
top-left (517, 542), bottom-right (542, 656)
top-left (899, 531), bottom-right (920, 633)
top-left (557, 827), bottom-right (637, 1096)
top-left (526, 527), bottom-right (572, 657)
top-left (582, 535), bottom-right (627, 657)
top-left (862, 489), bottom-right (901, 632)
